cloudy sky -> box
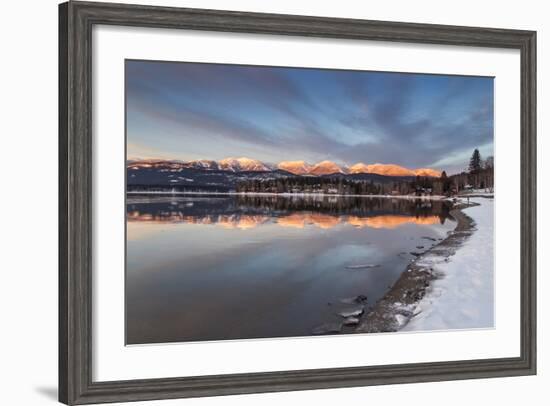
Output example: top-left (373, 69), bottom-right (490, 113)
top-left (126, 60), bottom-right (494, 174)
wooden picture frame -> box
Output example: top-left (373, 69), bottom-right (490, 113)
top-left (59, 1), bottom-right (536, 404)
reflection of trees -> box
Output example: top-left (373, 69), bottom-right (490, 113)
top-left (127, 195), bottom-right (453, 229)
top-left (235, 194), bottom-right (450, 220)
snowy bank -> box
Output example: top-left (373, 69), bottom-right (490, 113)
top-left (355, 197), bottom-right (494, 333)
top-left (402, 198), bottom-right (494, 331)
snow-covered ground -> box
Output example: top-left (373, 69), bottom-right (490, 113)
top-left (458, 188), bottom-right (494, 197)
top-left (403, 198), bottom-right (494, 331)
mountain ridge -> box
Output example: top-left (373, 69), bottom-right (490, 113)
top-left (128, 157), bottom-right (441, 177)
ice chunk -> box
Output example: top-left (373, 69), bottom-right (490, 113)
top-left (343, 317), bottom-right (360, 326)
top-left (345, 264), bottom-right (381, 270)
top-left (339, 307), bottom-right (364, 318)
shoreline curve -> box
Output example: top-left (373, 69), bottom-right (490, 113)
top-left (355, 201), bottom-right (478, 334)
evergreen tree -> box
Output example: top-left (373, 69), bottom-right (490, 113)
top-left (468, 149), bottom-right (482, 173)
top-left (440, 170), bottom-right (451, 194)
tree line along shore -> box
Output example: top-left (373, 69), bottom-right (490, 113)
top-left (235, 149), bottom-right (493, 197)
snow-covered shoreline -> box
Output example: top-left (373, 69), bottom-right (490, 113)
top-left (355, 197), bottom-right (494, 333)
top-left (402, 197), bottom-right (494, 331)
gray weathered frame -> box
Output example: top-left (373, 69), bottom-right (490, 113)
top-left (59, 1), bottom-right (537, 404)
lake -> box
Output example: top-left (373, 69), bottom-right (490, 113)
top-left (126, 194), bottom-right (456, 344)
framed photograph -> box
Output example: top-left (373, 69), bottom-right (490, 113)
top-left (59, 1), bottom-right (536, 404)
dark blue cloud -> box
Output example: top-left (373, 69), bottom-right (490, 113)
top-left (126, 60), bottom-right (493, 173)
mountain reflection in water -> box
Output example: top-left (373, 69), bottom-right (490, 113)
top-left (127, 194), bottom-right (452, 231)
top-left (126, 194), bottom-right (455, 344)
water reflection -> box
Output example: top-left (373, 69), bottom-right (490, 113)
top-left (126, 194), bottom-right (455, 344)
top-left (127, 194), bottom-right (452, 231)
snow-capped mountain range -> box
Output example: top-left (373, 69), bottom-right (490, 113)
top-left (128, 157), bottom-right (441, 177)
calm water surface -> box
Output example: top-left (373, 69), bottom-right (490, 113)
top-left (126, 194), bottom-right (455, 344)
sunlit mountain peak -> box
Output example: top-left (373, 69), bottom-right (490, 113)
top-left (218, 157), bottom-right (271, 172)
top-left (309, 160), bottom-right (347, 175)
top-left (277, 160), bottom-right (313, 175)
top-left (413, 168), bottom-right (442, 177)
top-left (348, 163), bottom-right (370, 174)
top-left (364, 163), bottom-right (416, 177)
